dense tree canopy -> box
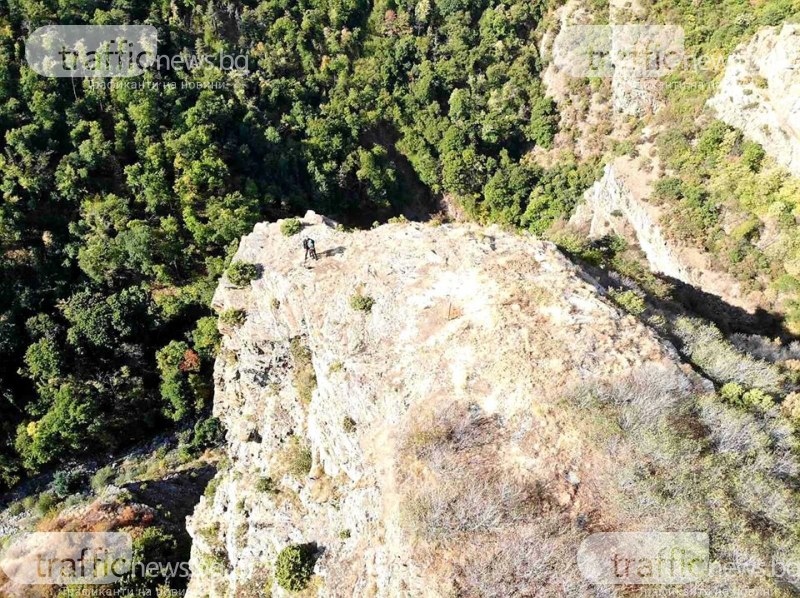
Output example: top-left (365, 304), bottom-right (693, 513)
top-left (0, 0), bottom-right (595, 487)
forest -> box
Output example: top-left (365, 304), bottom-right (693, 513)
top-left (0, 0), bottom-right (598, 488)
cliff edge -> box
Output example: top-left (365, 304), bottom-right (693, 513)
top-left (186, 213), bottom-right (707, 597)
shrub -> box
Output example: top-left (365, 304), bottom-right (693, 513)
top-left (719, 382), bottom-right (774, 411)
top-left (398, 403), bottom-right (544, 540)
top-left (280, 218), bottom-right (302, 236)
top-left (651, 177), bottom-right (683, 204)
top-left (256, 476), bottom-right (278, 494)
top-left (742, 389), bottom-right (775, 411)
top-left (204, 476), bottom-right (221, 500)
top-left (289, 337), bottom-right (316, 404)
top-left (349, 293), bottom-right (375, 312)
top-left (782, 392), bottom-right (800, 424)
top-left (91, 465), bottom-right (116, 492)
top-left (120, 526), bottom-right (179, 591)
top-left (283, 438), bottom-right (313, 478)
top-left (52, 467), bottom-right (86, 499)
top-left (35, 492), bottom-right (58, 516)
top-left (674, 317), bottom-right (784, 393)
top-left (220, 309), bottom-right (246, 327)
top-left (192, 316), bottom-right (222, 358)
top-left (328, 361), bottom-right (343, 374)
top-left (191, 417), bottom-right (225, 451)
top-left (275, 543), bottom-right (316, 592)
top-left (608, 289), bottom-right (646, 316)
top-left (742, 142), bottom-right (765, 172)
top-left (720, 382), bottom-right (745, 404)
top-left (227, 262), bottom-right (259, 287)
top-left (342, 416), bottom-right (356, 433)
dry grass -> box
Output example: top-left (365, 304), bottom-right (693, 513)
top-left (393, 401), bottom-right (590, 595)
top-left (289, 337), bottom-right (317, 404)
top-left (452, 519), bottom-right (591, 597)
top-left (276, 437), bottom-right (313, 480)
top-left (674, 317), bottom-right (785, 393)
top-left (568, 363), bottom-right (800, 595)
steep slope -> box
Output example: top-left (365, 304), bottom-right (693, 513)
top-left (185, 213), bottom-right (710, 596)
top-left (187, 213), bottom-right (800, 597)
top-left (709, 24), bottom-right (800, 177)
top-left (571, 160), bottom-right (757, 312)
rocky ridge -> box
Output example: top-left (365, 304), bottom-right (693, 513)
top-left (709, 24), bottom-right (800, 177)
top-left (185, 212), bottom-right (706, 597)
top-left (571, 159), bottom-right (757, 312)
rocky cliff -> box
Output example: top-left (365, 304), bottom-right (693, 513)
top-left (571, 161), bottom-right (756, 312)
top-left (185, 212), bottom-right (713, 597)
top-left (573, 163), bottom-right (690, 282)
top-left (709, 24), bottom-right (800, 177)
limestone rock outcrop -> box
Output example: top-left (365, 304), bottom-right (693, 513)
top-left (573, 164), bottom-right (690, 283)
top-left (185, 212), bottom-right (704, 597)
top-left (572, 162), bottom-right (756, 312)
top-left (709, 24), bottom-right (800, 177)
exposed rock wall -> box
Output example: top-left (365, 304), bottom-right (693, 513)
top-left (185, 212), bottom-right (698, 597)
top-left (572, 163), bottom-right (755, 312)
top-left (573, 164), bottom-right (690, 283)
top-left (709, 24), bottom-right (800, 177)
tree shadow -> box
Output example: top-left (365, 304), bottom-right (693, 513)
top-left (124, 464), bottom-right (216, 525)
top-left (123, 464), bottom-right (217, 589)
top-left (571, 253), bottom-right (793, 342)
top-left (661, 274), bottom-right (789, 340)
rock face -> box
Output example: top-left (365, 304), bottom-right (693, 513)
top-left (572, 162), bottom-right (756, 311)
top-left (545, 6), bottom-right (671, 119)
top-left (608, 25), bottom-right (676, 117)
top-left (186, 212), bottom-right (699, 597)
top-left (573, 164), bottom-right (690, 283)
top-left (709, 24), bottom-right (800, 177)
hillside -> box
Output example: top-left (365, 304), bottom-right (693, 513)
top-left (5, 0), bottom-right (800, 596)
top-left (186, 213), bottom-right (800, 597)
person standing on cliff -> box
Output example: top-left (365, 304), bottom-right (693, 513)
top-left (303, 237), bottom-right (318, 262)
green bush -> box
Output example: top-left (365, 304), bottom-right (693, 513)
top-left (35, 492), bottom-right (58, 516)
top-left (275, 543), bottom-right (316, 592)
top-left (52, 467), bottom-right (86, 498)
top-left (342, 416), bottom-right (357, 433)
top-left (191, 417), bottom-right (225, 451)
top-left (720, 382), bottom-right (744, 404)
top-left (91, 465), bottom-right (115, 492)
top-left (608, 289), bottom-right (646, 316)
top-left (227, 262), bottom-right (259, 287)
top-left (204, 476), bottom-right (222, 500)
top-left (220, 309), bottom-right (246, 328)
top-left (742, 142), bottom-right (766, 172)
top-left (280, 218), bottom-right (302, 237)
top-left (349, 294), bottom-right (375, 312)
top-left (118, 526), bottom-right (179, 592)
top-left (719, 383), bottom-right (774, 411)
top-left (742, 389), bottom-right (775, 411)
top-left (651, 177), bottom-right (684, 204)
top-left (256, 476), bottom-right (279, 494)
top-left (192, 316), bottom-right (222, 359)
